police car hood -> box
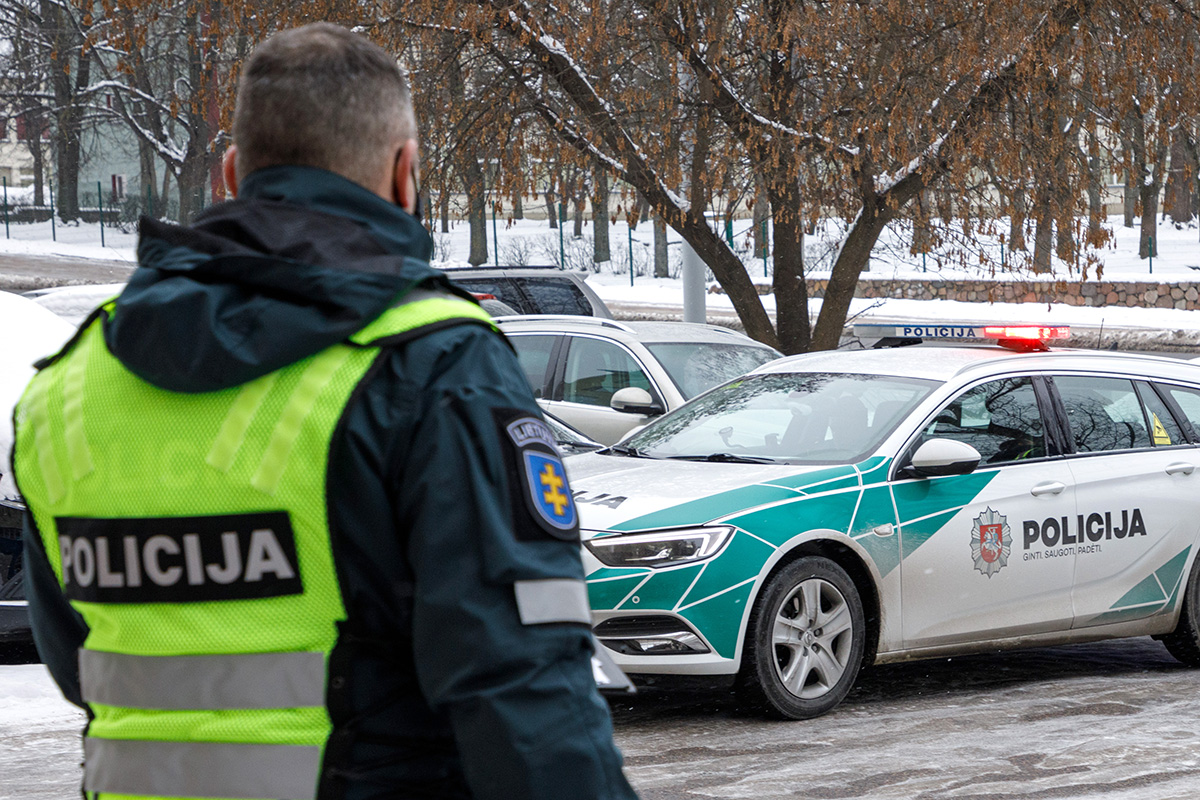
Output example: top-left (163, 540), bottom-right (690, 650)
top-left (104, 166), bottom-right (473, 393)
top-left (566, 451), bottom-right (857, 532)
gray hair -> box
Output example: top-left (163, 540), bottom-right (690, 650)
top-left (232, 23), bottom-right (416, 188)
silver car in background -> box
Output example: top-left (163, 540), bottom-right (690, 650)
top-left (499, 316), bottom-right (781, 444)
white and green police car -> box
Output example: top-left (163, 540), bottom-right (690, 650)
top-left (567, 324), bottom-right (1200, 718)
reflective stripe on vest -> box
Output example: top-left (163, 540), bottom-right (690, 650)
top-left (79, 649), bottom-right (326, 709)
top-left (85, 738), bottom-right (321, 800)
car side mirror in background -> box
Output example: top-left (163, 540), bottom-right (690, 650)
top-left (900, 439), bottom-right (982, 479)
top-left (610, 387), bottom-right (664, 416)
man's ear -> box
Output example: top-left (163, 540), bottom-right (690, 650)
top-left (392, 139), bottom-right (418, 214)
top-left (223, 145), bottom-right (239, 199)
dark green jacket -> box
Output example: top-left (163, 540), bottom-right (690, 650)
top-left (22, 166), bottom-right (637, 800)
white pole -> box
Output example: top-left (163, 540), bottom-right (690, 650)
top-left (681, 239), bottom-right (706, 324)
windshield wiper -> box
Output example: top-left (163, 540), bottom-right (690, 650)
top-left (667, 453), bottom-right (778, 464)
top-left (603, 444), bottom-right (646, 458)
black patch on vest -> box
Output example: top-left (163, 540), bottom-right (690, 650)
top-left (492, 408), bottom-right (580, 543)
top-left (55, 512), bottom-right (302, 603)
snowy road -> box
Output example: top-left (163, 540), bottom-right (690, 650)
top-left (612, 637), bottom-right (1200, 799)
top-left (4, 637), bottom-right (1199, 799)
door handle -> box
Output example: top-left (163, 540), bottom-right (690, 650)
top-left (1166, 462), bottom-right (1196, 476)
top-left (1030, 481), bottom-right (1066, 497)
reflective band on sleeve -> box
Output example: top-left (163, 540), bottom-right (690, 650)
top-left (513, 579), bottom-right (592, 625)
top-left (78, 650), bottom-right (327, 710)
top-left (84, 738), bottom-right (321, 800)
top-left (207, 373), bottom-right (278, 472)
top-left (252, 347), bottom-right (352, 495)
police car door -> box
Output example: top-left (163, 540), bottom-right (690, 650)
top-left (1054, 375), bottom-right (1200, 628)
top-left (891, 375), bottom-right (1077, 649)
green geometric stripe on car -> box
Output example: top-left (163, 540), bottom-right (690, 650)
top-left (890, 470), bottom-right (997, 526)
top-left (1154, 547), bottom-right (1191, 602)
top-left (679, 579), bottom-right (756, 658)
top-left (588, 574), bottom-right (650, 609)
top-left (857, 456), bottom-right (890, 481)
top-left (1108, 547), bottom-right (1189, 611)
top-left (617, 563), bottom-right (705, 611)
top-left (677, 532), bottom-right (776, 609)
top-left (1081, 546), bottom-right (1190, 627)
top-left (850, 486), bottom-right (904, 578)
top-left (761, 465), bottom-right (859, 493)
top-left (586, 566), bottom-right (652, 580)
top-left (722, 490), bottom-right (861, 548)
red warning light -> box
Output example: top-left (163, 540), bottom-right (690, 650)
top-left (982, 326), bottom-right (1070, 341)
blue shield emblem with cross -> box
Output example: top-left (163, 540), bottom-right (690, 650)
top-left (522, 451), bottom-right (577, 532)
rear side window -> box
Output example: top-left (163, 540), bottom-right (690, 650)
top-left (1055, 376), bottom-right (1150, 452)
top-left (1136, 382), bottom-right (1186, 446)
top-left (1160, 384), bottom-right (1200, 441)
top-left (517, 277), bottom-right (593, 316)
top-left (508, 334), bottom-right (558, 398)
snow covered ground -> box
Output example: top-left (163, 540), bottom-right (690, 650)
top-left (0, 212), bottom-right (1198, 339)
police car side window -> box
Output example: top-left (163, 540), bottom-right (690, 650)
top-left (1162, 385), bottom-right (1200, 442)
top-left (1055, 376), bottom-right (1150, 452)
top-left (919, 377), bottom-right (1045, 465)
top-left (1135, 381), bottom-right (1185, 447)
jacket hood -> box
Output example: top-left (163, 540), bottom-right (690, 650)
top-left (105, 165), bottom-right (462, 393)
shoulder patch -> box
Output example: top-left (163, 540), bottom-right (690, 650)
top-left (494, 409), bottom-right (579, 542)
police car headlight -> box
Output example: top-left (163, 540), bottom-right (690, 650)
top-left (584, 527), bottom-right (734, 568)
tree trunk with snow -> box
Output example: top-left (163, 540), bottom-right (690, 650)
top-left (465, 174), bottom-right (488, 265)
top-left (544, 191), bottom-right (557, 229)
top-left (653, 215), bottom-right (669, 278)
top-left (1165, 131), bottom-right (1195, 225)
top-left (1085, 126), bottom-right (1105, 242)
top-left (1032, 203), bottom-right (1054, 273)
top-left (768, 180), bottom-right (810, 353)
top-left (593, 167), bottom-right (610, 264)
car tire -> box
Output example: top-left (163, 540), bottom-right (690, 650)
top-left (1160, 558), bottom-right (1200, 666)
top-left (737, 556), bottom-right (866, 720)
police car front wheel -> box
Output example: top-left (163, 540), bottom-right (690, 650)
top-left (738, 556), bottom-right (866, 720)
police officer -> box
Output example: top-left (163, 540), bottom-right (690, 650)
top-left (13, 23), bottom-right (639, 800)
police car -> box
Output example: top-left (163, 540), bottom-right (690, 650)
top-left (567, 322), bottom-right (1200, 718)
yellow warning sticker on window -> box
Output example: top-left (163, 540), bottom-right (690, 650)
top-left (1152, 413), bottom-right (1172, 445)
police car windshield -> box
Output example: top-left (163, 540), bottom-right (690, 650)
top-left (625, 372), bottom-right (938, 464)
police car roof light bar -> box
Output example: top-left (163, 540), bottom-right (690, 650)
top-left (853, 322), bottom-right (1071, 351)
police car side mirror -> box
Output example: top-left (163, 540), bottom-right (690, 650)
top-left (902, 439), bottom-right (982, 479)
top-left (610, 387), bottom-right (664, 416)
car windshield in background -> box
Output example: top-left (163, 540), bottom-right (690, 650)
top-left (645, 342), bottom-right (781, 400)
top-left (624, 372), bottom-right (938, 464)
